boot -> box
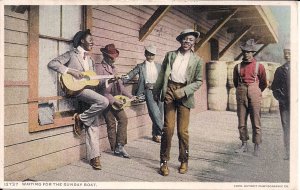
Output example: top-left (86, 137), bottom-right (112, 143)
top-left (160, 161), bottom-right (169, 176)
top-left (178, 162), bottom-right (188, 174)
top-left (253, 144), bottom-right (260, 156)
top-left (114, 143), bottom-right (130, 158)
top-left (235, 141), bottom-right (248, 153)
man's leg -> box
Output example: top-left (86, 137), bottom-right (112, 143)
top-left (145, 89), bottom-right (163, 138)
top-left (177, 103), bottom-right (190, 174)
top-left (280, 103), bottom-right (290, 159)
top-left (103, 107), bottom-right (117, 151)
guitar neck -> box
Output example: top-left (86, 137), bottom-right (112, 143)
top-left (89, 75), bottom-right (114, 80)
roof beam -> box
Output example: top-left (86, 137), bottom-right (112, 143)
top-left (195, 9), bottom-right (239, 51)
top-left (139, 5), bottom-right (171, 42)
top-left (219, 25), bottom-right (252, 58)
top-left (254, 43), bottom-right (269, 57)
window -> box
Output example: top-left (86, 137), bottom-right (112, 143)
top-left (28, 5), bottom-right (92, 132)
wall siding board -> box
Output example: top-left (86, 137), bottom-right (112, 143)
top-left (5, 69), bottom-right (28, 81)
top-left (5, 6), bottom-right (29, 20)
top-left (5, 29), bottom-right (28, 45)
top-left (5, 56), bottom-right (28, 69)
top-left (5, 104), bottom-right (28, 126)
top-left (5, 43), bottom-right (28, 57)
top-left (4, 87), bottom-right (28, 105)
top-left (5, 16), bottom-right (28, 33)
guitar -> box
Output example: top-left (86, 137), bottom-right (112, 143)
top-left (60, 70), bottom-right (114, 95)
top-left (112, 94), bottom-right (145, 110)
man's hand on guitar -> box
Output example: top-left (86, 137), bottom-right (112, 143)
top-left (113, 100), bottom-right (124, 109)
top-left (67, 70), bottom-right (84, 80)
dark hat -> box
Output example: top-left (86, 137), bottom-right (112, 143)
top-left (100, 44), bottom-right (119, 58)
top-left (176, 29), bottom-right (200, 42)
top-left (73, 29), bottom-right (91, 48)
top-left (240, 39), bottom-right (258, 52)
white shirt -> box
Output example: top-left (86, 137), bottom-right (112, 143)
top-left (170, 51), bottom-right (191, 83)
top-left (77, 46), bottom-right (90, 71)
top-left (145, 61), bottom-right (158, 84)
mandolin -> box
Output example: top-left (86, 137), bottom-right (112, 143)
top-left (112, 94), bottom-right (145, 110)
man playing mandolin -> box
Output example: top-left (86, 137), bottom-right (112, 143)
top-left (95, 44), bottom-right (137, 159)
top-left (48, 29), bottom-right (109, 170)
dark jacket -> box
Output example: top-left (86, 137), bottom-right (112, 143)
top-left (271, 62), bottom-right (290, 104)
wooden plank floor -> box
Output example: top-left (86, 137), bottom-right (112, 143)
top-left (29, 111), bottom-right (289, 182)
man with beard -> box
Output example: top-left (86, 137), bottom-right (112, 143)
top-left (233, 39), bottom-right (267, 156)
top-left (48, 29), bottom-right (109, 170)
top-left (153, 29), bottom-right (203, 176)
top-left (271, 48), bottom-right (290, 160)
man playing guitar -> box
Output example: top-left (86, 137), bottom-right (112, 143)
top-left (48, 29), bottom-right (108, 170)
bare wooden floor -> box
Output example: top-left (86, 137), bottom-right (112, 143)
top-left (29, 111), bottom-right (289, 183)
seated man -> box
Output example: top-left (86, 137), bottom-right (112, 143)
top-left (48, 29), bottom-right (109, 170)
top-left (123, 45), bottom-right (163, 143)
top-left (95, 44), bottom-right (135, 158)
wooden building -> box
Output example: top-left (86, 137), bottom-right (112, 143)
top-left (4, 5), bottom-right (278, 180)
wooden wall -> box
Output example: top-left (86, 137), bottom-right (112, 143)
top-left (4, 5), bottom-right (241, 181)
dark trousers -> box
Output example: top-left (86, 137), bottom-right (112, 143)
top-left (236, 83), bottom-right (262, 144)
top-left (160, 81), bottom-right (190, 163)
top-left (103, 106), bottom-right (128, 151)
top-left (279, 102), bottom-right (290, 156)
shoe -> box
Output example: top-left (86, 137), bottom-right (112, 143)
top-left (235, 142), bottom-right (248, 153)
top-left (152, 136), bottom-right (161, 143)
top-left (283, 154), bottom-right (289, 160)
top-left (160, 161), bottom-right (169, 176)
top-left (114, 143), bottom-right (130, 159)
top-left (253, 144), bottom-right (260, 157)
top-left (73, 113), bottom-right (83, 136)
top-left (90, 156), bottom-right (102, 170)
top-left (178, 162), bottom-right (188, 174)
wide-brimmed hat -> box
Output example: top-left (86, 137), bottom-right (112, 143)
top-left (145, 44), bottom-right (156, 55)
top-left (100, 44), bottom-right (119, 58)
top-left (240, 39), bottom-right (258, 52)
top-left (73, 29), bottom-right (91, 48)
top-left (176, 29), bottom-right (200, 42)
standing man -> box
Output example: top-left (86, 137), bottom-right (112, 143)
top-left (123, 45), bottom-right (163, 143)
top-left (48, 29), bottom-right (109, 170)
top-left (95, 44), bottom-right (135, 159)
top-left (271, 48), bottom-right (290, 160)
top-left (153, 29), bottom-right (203, 176)
top-left (233, 39), bottom-right (267, 156)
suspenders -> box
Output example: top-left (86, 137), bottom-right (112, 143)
top-left (237, 62), bottom-right (260, 84)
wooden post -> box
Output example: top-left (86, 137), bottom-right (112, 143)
top-left (219, 25), bottom-right (252, 58)
top-left (139, 6), bottom-right (171, 42)
top-left (195, 9), bottom-right (239, 51)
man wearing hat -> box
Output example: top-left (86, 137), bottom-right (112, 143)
top-left (48, 29), bottom-right (109, 170)
top-left (233, 39), bottom-right (267, 156)
top-left (123, 44), bottom-right (163, 143)
top-left (95, 44), bottom-right (136, 158)
top-left (271, 48), bottom-right (290, 160)
top-left (153, 29), bottom-right (203, 176)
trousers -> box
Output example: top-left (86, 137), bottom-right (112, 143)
top-left (279, 102), bottom-right (290, 156)
top-left (103, 106), bottom-right (128, 151)
top-left (144, 88), bottom-right (163, 136)
top-left (236, 83), bottom-right (262, 144)
top-left (76, 89), bottom-right (109, 160)
top-left (160, 81), bottom-right (190, 162)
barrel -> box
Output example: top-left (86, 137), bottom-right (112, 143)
top-left (208, 87), bottom-right (227, 111)
top-left (228, 87), bottom-right (237, 111)
top-left (261, 88), bottom-right (272, 113)
top-left (269, 94), bottom-right (279, 113)
top-left (226, 61), bottom-right (240, 88)
top-left (207, 61), bottom-right (227, 88)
